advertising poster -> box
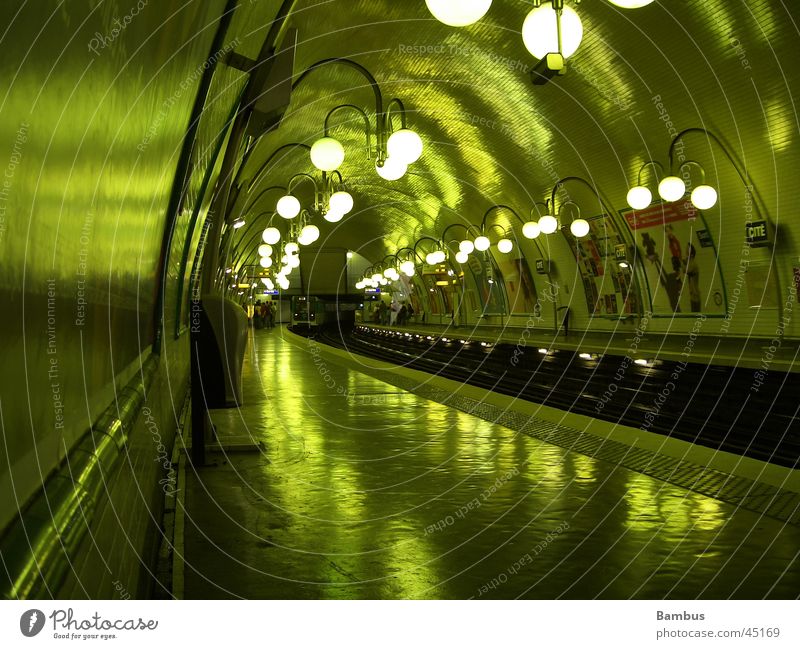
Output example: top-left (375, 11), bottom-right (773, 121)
top-left (564, 214), bottom-right (637, 316)
top-left (621, 201), bottom-right (727, 315)
top-left (495, 256), bottom-right (539, 314)
top-left (420, 269), bottom-right (454, 315)
top-left (396, 273), bottom-right (424, 318)
top-left (465, 253), bottom-right (506, 315)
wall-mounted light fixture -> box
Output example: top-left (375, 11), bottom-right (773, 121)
top-left (478, 205), bottom-right (520, 254)
top-left (276, 171), bottom-right (354, 222)
top-left (293, 58), bottom-right (424, 180)
top-left (425, 1), bottom-right (654, 74)
top-left (556, 199), bottom-right (590, 238)
top-left (626, 157), bottom-right (718, 211)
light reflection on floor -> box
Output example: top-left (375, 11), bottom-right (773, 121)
top-left (183, 329), bottom-right (800, 599)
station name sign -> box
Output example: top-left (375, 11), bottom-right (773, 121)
top-left (745, 220), bottom-right (770, 247)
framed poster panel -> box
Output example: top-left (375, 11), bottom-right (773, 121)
top-left (621, 200), bottom-right (727, 315)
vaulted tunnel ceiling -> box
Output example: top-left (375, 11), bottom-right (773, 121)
top-left (235, 0), bottom-right (798, 268)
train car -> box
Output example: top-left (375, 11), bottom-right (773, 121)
top-left (290, 295), bottom-right (326, 330)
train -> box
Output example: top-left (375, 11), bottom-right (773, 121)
top-left (289, 295), bottom-right (362, 332)
top-left (290, 295), bottom-right (326, 329)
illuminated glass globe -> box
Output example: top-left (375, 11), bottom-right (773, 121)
top-left (607, 0), bottom-right (655, 8)
top-left (522, 221), bottom-right (541, 239)
top-left (310, 136), bottom-right (344, 172)
top-left (258, 256), bottom-right (273, 268)
top-left (570, 218), bottom-right (590, 238)
top-left (459, 239), bottom-right (475, 254)
top-left (299, 224), bottom-right (320, 245)
top-left (400, 260), bottom-right (416, 276)
top-left (434, 250), bottom-right (447, 264)
top-left (455, 251), bottom-right (469, 264)
top-left (387, 128), bottom-right (424, 164)
top-left (522, 4), bottom-right (583, 59)
top-left (658, 176), bottom-right (686, 202)
top-left (474, 235), bottom-right (490, 251)
top-left (329, 190), bottom-right (353, 214)
top-left (376, 156), bottom-right (407, 181)
top-left (284, 241), bottom-right (299, 255)
top-left (355, 280), bottom-right (364, 290)
top-left (497, 238), bottom-right (513, 254)
top-left (371, 273), bottom-right (383, 282)
top-left (425, 252), bottom-right (437, 265)
top-left (691, 185), bottom-right (718, 209)
top-left (626, 186), bottom-right (652, 210)
top-left (262, 227), bottom-right (281, 245)
top-left (538, 214), bottom-right (558, 234)
top-left (425, 0), bottom-right (492, 26)
top-left (324, 210), bottom-right (343, 223)
top-left (257, 244), bottom-right (273, 257)
top-left (288, 255), bottom-right (301, 268)
top-left (379, 278), bottom-right (388, 286)
top-left (276, 194), bottom-right (301, 219)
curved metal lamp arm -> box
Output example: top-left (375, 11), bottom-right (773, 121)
top-left (287, 172), bottom-right (319, 194)
top-left (636, 159), bottom-right (665, 185)
top-left (550, 177), bottom-right (615, 218)
top-left (480, 204), bottom-right (525, 231)
top-left (530, 200), bottom-right (552, 219)
top-left (557, 199), bottom-right (582, 221)
top-left (440, 222), bottom-right (470, 243)
top-left (243, 184), bottom-right (286, 214)
top-left (414, 235), bottom-right (441, 256)
top-left (678, 159), bottom-right (707, 183)
top-left (385, 97), bottom-right (408, 133)
top-left (247, 142), bottom-right (310, 192)
top-left (395, 246), bottom-right (424, 263)
top-left (293, 57), bottom-right (385, 155)
top-left (324, 104), bottom-right (372, 157)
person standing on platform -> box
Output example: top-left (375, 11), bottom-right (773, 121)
top-left (254, 300), bottom-right (263, 329)
top-left (397, 304), bottom-right (407, 326)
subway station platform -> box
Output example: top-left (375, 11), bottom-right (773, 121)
top-left (178, 328), bottom-right (800, 599)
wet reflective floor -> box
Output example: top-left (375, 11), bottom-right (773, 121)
top-left (183, 328), bottom-right (800, 599)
